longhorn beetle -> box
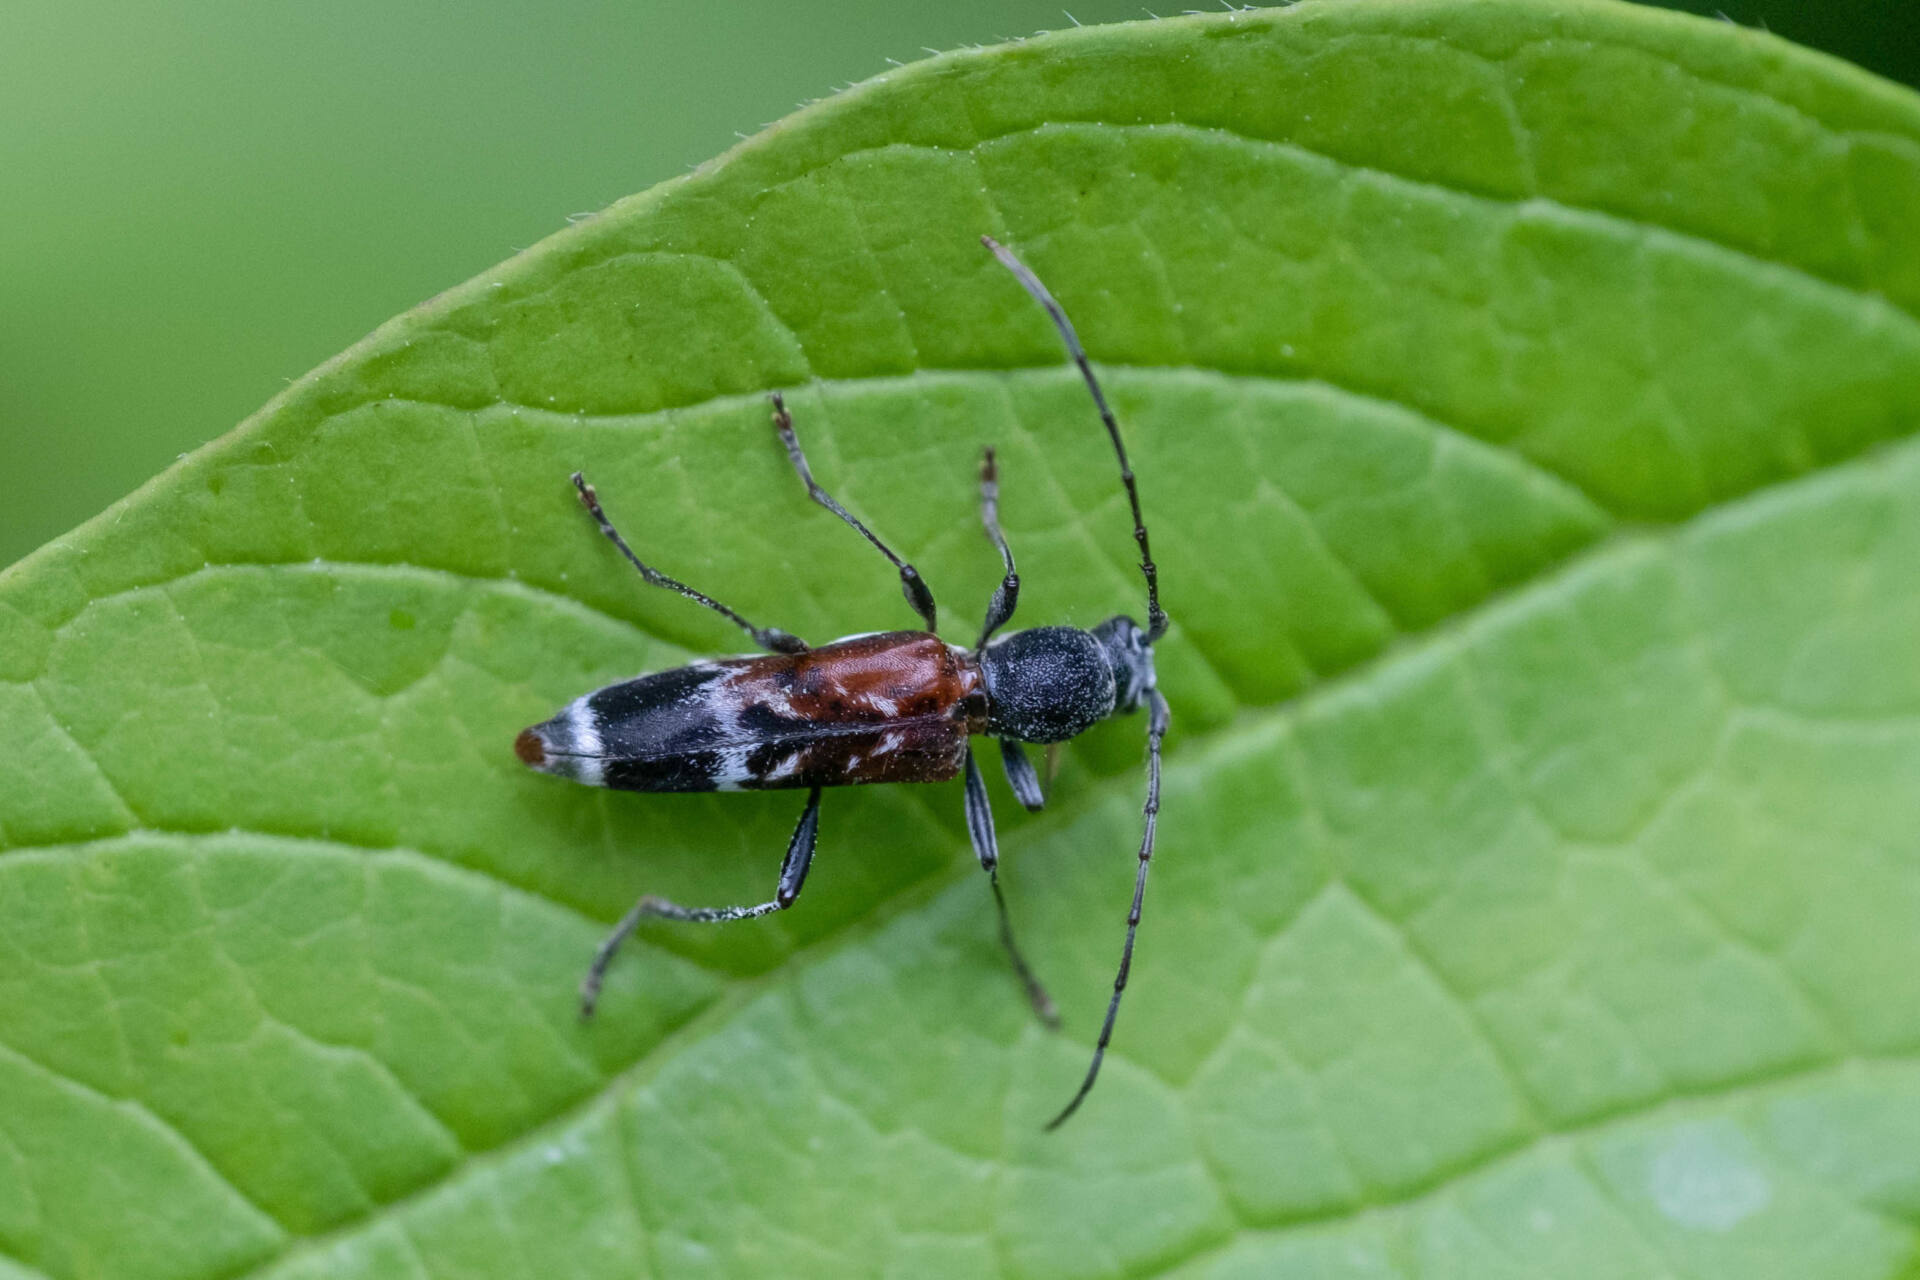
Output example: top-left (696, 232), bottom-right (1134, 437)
top-left (516, 236), bottom-right (1168, 1128)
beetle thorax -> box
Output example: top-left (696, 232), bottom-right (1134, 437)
top-left (980, 620), bottom-right (1153, 744)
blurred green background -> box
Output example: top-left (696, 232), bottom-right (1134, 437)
top-left (5, 0), bottom-right (1915, 569)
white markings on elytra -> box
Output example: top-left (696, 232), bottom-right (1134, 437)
top-left (565, 697), bottom-right (605, 786)
top-left (711, 746), bottom-right (753, 791)
top-left (677, 669), bottom-right (751, 790)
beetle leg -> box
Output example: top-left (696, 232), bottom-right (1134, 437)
top-left (963, 748), bottom-right (1058, 1028)
top-left (572, 472), bottom-right (807, 654)
top-left (999, 739), bottom-right (1045, 813)
top-left (770, 392), bottom-right (938, 633)
top-left (975, 446), bottom-right (1022, 650)
top-left (579, 786), bottom-right (823, 1017)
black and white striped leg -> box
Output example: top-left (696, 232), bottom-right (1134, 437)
top-left (572, 472), bottom-right (807, 655)
top-left (579, 786), bottom-right (823, 1017)
top-left (963, 748), bottom-right (1059, 1028)
top-left (1046, 687), bottom-right (1169, 1130)
top-left (999, 739), bottom-right (1046, 813)
top-left (770, 392), bottom-right (938, 633)
top-left (976, 446), bottom-right (1020, 649)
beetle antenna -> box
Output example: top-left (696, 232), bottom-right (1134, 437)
top-left (1046, 686), bottom-right (1169, 1129)
top-left (982, 235), bottom-right (1167, 642)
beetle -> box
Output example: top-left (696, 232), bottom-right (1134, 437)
top-left (516, 236), bottom-right (1168, 1128)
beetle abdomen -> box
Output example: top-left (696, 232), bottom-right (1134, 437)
top-left (516, 631), bottom-right (986, 793)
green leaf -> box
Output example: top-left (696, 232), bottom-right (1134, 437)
top-left (5, 1), bottom-right (1920, 1276)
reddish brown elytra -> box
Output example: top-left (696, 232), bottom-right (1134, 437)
top-left (518, 237), bottom-right (1168, 1129)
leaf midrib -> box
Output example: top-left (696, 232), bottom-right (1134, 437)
top-left (0, 351), bottom-right (1756, 666)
